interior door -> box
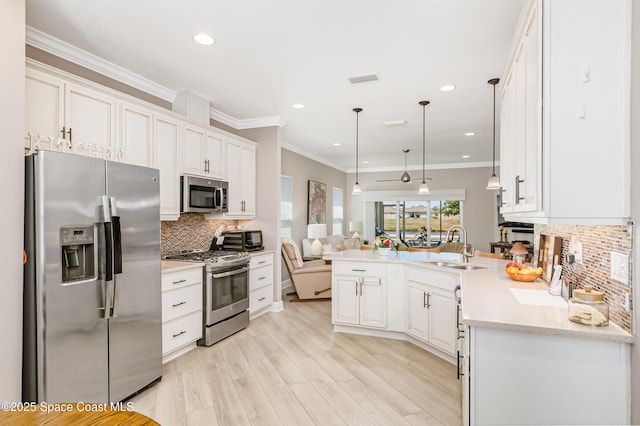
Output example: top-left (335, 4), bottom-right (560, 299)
top-left (106, 160), bottom-right (162, 402)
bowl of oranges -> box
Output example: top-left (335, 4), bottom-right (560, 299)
top-left (505, 262), bottom-right (543, 282)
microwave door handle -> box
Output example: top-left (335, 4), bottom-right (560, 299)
top-left (216, 187), bottom-right (223, 210)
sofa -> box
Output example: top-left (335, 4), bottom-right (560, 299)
top-left (281, 238), bottom-right (332, 301)
top-left (301, 234), bottom-right (361, 257)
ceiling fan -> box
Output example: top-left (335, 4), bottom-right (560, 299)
top-left (376, 149), bottom-right (432, 183)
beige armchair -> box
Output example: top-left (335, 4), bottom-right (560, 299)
top-left (281, 239), bottom-right (332, 301)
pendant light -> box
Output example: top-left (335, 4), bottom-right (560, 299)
top-left (418, 100), bottom-right (431, 194)
top-left (486, 78), bottom-right (501, 190)
top-left (352, 107), bottom-right (363, 194)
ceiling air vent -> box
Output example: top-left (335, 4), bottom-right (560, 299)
top-left (348, 74), bottom-right (379, 84)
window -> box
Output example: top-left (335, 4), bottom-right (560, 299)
top-left (280, 176), bottom-right (292, 238)
top-left (375, 199), bottom-right (462, 247)
top-left (332, 187), bottom-right (343, 235)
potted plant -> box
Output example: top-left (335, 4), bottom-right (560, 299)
top-left (374, 235), bottom-right (398, 255)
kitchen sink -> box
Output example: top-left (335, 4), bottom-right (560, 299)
top-left (443, 264), bottom-right (486, 271)
top-left (419, 260), bottom-right (486, 271)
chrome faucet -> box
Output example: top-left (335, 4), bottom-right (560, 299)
top-left (445, 225), bottom-right (475, 263)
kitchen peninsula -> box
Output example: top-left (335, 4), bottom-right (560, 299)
top-left (329, 250), bottom-right (631, 425)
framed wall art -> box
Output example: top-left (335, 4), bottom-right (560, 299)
top-left (307, 180), bottom-right (327, 224)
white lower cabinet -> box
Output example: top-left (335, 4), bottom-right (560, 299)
top-left (161, 266), bottom-right (203, 362)
top-left (332, 262), bottom-right (387, 329)
top-left (405, 267), bottom-right (457, 356)
top-left (249, 252), bottom-right (273, 317)
top-left (468, 326), bottom-right (630, 425)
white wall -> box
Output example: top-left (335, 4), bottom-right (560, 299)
top-left (1, 0), bottom-right (25, 401)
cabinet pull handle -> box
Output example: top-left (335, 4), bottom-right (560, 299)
top-left (172, 330), bottom-right (186, 338)
top-left (426, 293), bottom-right (431, 309)
top-left (515, 174), bottom-right (525, 204)
top-left (258, 261), bottom-right (266, 264)
top-left (172, 279), bottom-right (187, 285)
top-left (258, 276), bottom-right (266, 280)
top-left (60, 127), bottom-right (66, 138)
top-left (172, 301), bottom-right (186, 307)
top-left (351, 269), bottom-right (366, 272)
top-left (67, 127), bottom-right (72, 144)
top-left (499, 188), bottom-right (506, 207)
top-left (204, 159), bottom-right (210, 173)
top-left (423, 292), bottom-right (427, 308)
top-left (457, 351), bottom-right (464, 379)
top-left (258, 297), bottom-right (266, 301)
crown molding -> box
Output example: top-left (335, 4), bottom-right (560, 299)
top-left (26, 26), bottom-right (176, 102)
top-left (281, 143), bottom-right (347, 172)
top-left (210, 108), bottom-right (286, 129)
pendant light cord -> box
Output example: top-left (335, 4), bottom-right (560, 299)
top-left (492, 82), bottom-right (496, 175)
top-left (422, 104), bottom-right (426, 182)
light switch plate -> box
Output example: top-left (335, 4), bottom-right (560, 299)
top-left (610, 251), bottom-right (629, 285)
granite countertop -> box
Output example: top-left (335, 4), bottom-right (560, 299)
top-left (328, 250), bottom-right (633, 344)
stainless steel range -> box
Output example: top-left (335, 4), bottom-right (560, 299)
top-left (165, 249), bottom-right (250, 346)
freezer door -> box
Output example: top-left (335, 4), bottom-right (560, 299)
top-left (106, 161), bottom-right (162, 402)
top-left (28, 151), bottom-right (109, 403)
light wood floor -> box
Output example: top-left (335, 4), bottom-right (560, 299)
top-left (130, 298), bottom-right (462, 425)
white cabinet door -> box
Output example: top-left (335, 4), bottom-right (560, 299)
top-left (427, 285), bottom-right (457, 355)
top-left (182, 125), bottom-right (207, 176)
top-left (226, 138), bottom-right (256, 217)
top-left (154, 113), bottom-right (181, 220)
top-left (406, 281), bottom-right (429, 341)
top-left (360, 276), bottom-right (386, 328)
top-left (205, 132), bottom-right (224, 178)
top-left (333, 276), bottom-right (359, 325)
top-left (121, 102), bottom-right (153, 167)
top-left (65, 83), bottom-right (118, 160)
top-left (25, 69), bottom-right (66, 154)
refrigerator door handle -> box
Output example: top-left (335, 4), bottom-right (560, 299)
top-left (104, 221), bottom-right (113, 283)
top-left (110, 197), bottom-right (122, 318)
top-left (100, 280), bottom-right (111, 319)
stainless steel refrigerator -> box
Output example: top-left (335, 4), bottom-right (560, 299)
top-left (23, 150), bottom-right (162, 403)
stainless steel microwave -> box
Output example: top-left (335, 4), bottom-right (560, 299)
top-left (180, 175), bottom-right (228, 213)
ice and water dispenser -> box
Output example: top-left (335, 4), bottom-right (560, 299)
top-left (60, 225), bottom-right (96, 283)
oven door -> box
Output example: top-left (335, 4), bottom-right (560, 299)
top-left (206, 264), bottom-right (249, 325)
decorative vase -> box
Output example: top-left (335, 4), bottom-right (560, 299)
top-left (378, 247), bottom-right (391, 256)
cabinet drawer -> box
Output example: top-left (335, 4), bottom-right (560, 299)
top-left (162, 283), bottom-right (202, 323)
top-left (250, 285), bottom-right (273, 311)
top-left (333, 262), bottom-right (387, 277)
top-left (161, 267), bottom-right (202, 292)
top-left (162, 310), bottom-right (202, 355)
top-left (250, 253), bottom-right (273, 269)
top-left (250, 264), bottom-right (273, 291)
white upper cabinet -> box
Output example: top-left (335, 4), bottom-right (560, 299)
top-left (120, 102), bottom-right (153, 167)
top-left (499, 0), bottom-right (630, 224)
top-left (225, 138), bottom-right (256, 218)
top-left (154, 113), bottom-right (181, 220)
top-left (26, 68), bottom-right (119, 160)
top-left (181, 125), bottom-right (224, 179)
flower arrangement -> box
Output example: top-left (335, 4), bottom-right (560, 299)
top-left (374, 235), bottom-right (398, 252)
top-left (416, 226), bottom-right (429, 242)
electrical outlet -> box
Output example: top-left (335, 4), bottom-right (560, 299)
top-left (610, 251), bottom-right (629, 285)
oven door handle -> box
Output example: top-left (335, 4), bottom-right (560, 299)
top-left (211, 266), bottom-right (249, 279)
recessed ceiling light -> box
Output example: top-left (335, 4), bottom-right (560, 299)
top-left (193, 33), bottom-right (215, 46)
top-left (464, 132), bottom-right (475, 136)
top-left (292, 103), bottom-right (305, 109)
top-left (462, 155), bottom-right (470, 159)
top-left (332, 143), bottom-right (341, 146)
top-left (440, 84), bottom-right (456, 92)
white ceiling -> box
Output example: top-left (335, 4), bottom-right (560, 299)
top-left (25, 0), bottom-right (524, 173)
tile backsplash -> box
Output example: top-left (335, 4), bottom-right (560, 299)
top-left (534, 224), bottom-right (632, 333)
top-left (161, 214), bottom-right (236, 256)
